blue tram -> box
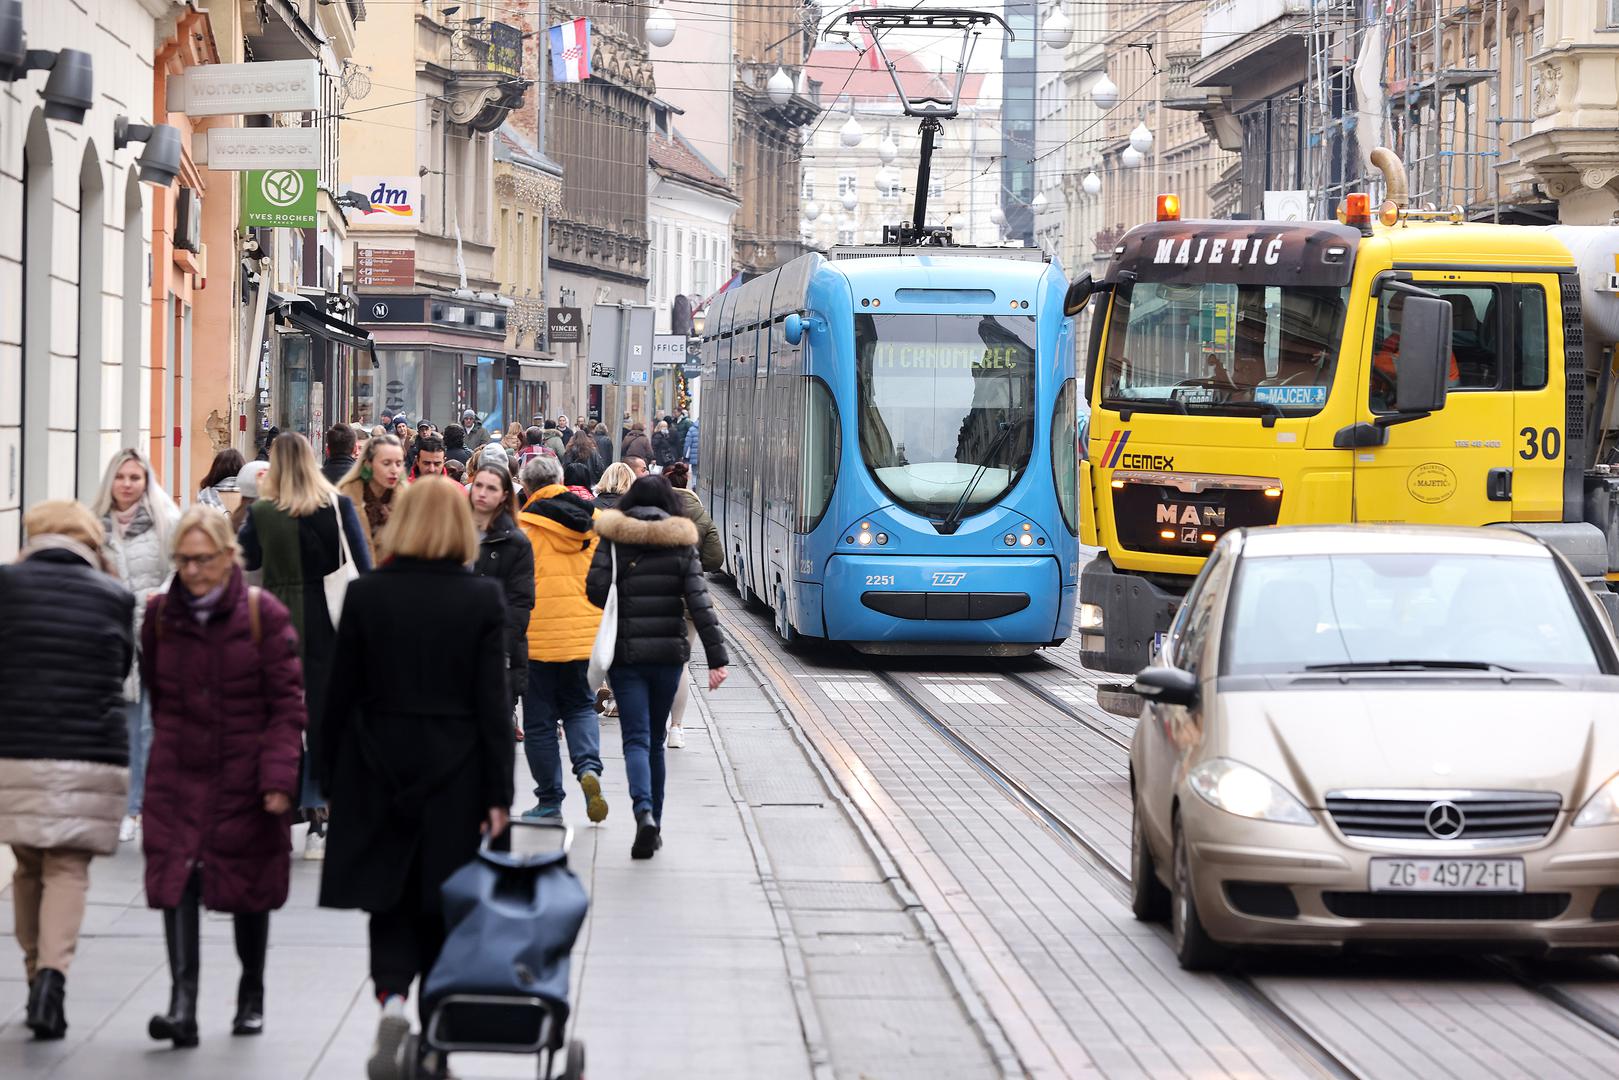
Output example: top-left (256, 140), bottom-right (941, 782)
top-left (696, 245), bottom-right (1081, 654)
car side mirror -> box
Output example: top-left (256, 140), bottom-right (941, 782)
top-left (1063, 273), bottom-right (1094, 317)
top-left (1393, 295), bottom-right (1450, 415)
top-left (1134, 665), bottom-right (1199, 708)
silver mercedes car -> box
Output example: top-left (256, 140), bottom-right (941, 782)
top-left (1126, 525), bottom-right (1619, 969)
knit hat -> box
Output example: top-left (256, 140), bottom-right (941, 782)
top-left (236, 460), bottom-right (271, 499)
top-left (480, 445), bottom-right (510, 471)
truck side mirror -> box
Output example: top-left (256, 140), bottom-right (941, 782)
top-left (1063, 274), bottom-right (1094, 317)
top-left (1394, 295), bottom-right (1451, 415)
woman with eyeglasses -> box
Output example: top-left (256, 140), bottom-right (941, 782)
top-left (140, 507), bottom-right (307, 1046)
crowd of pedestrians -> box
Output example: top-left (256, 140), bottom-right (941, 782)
top-left (0, 405), bottom-right (720, 1076)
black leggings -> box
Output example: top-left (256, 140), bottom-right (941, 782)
top-left (368, 854), bottom-right (444, 1027)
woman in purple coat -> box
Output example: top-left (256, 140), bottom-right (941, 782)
top-left (140, 506), bottom-right (306, 1047)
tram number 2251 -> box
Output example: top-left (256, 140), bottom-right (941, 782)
top-left (865, 574), bottom-right (895, 587)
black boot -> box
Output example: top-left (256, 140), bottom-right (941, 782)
top-left (149, 897), bottom-right (200, 1047)
top-left (631, 809), bottom-right (660, 860)
top-left (25, 968), bottom-right (66, 1040)
top-left (231, 912), bottom-right (268, 1035)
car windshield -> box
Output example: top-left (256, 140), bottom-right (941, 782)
top-left (1222, 552), bottom-right (1603, 676)
top-left (855, 313), bottom-right (1037, 518)
top-left (1102, 281), bottom-right (1349, 417)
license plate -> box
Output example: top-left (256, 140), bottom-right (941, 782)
top-left (1369, 857), bottom-right (1525, 893)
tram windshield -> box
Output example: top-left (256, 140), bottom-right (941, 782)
top-left (855, 313), bottom-right (1037, 520)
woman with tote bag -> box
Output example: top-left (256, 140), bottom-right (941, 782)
top-left (586, 475), bottom-right (727, 860)
top-left (239, 433), bottom-right (372, 860)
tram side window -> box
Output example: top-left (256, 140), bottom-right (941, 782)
top-left (1370, 284), bottom-right (1499, 411)
top-left (797, 376), bottom-right (840, 533)
top-left (1051, 378), bottom-right (1079, 535)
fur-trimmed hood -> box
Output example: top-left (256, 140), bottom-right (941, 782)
top-left (594, 507), bottom-right (698, 548)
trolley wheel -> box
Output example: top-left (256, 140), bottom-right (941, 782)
top-left (560, 1038), bottom-right (586, 1080)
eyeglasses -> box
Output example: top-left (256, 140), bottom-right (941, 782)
top-left (175, 551), bottom-right (225, 570)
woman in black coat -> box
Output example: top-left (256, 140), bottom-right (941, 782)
top-left (319, 478), bottom-right (512, 1077)
top-left (468, 463), bottom-right (534, 710)
top-left (586, 475), bottom-right (728, 860)
top-left (562, 430), bottom-right (605, 486)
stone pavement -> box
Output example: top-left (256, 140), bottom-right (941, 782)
top-left (1, 660), bottom-right (997, 1080)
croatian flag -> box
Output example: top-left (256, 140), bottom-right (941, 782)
top-left (550, 19), bottom-right (592, 83)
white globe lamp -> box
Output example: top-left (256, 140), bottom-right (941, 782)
top-left (1031, 189), bottom-right (1049, 211)
top-left (1091, 74), bottom-right (1119, 111)
top-left (803, 200), bottom-right (821, 222)
top-left (646, 2), bottom-right (676, 48)
top-left (1129, 123), bottom-right (1154, 155)
top-left (878, 132), bottom-right (898, 164)
top-left (1043, 3), bottom-right (1072, 49)
top-left (767, 66), bottom-right (794, 106)
top-left (1121, 146), bottom-right (1143, 169)
top-left (841, 190), bottom-right (858, 211)
top-left (1081, 171), bottom-right (1102, 196)
top-left (839, 114), bottom-right (864, 148)
top-left (989, 205), bottom-right (1006, 226)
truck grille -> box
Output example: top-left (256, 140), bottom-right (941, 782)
top-left (1325, 792), bottom-right (1561, 841)
top-left (1111, 479), bottom-right (1280, 557)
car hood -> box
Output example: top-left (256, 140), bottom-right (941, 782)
top-left (1216, 685), bottom-right (1614, 808)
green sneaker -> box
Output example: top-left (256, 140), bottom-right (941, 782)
top-left (579, 771), bottom-right (608, 823)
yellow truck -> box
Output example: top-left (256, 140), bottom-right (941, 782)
top-left (1074, 150), bottom-right (1619, 673)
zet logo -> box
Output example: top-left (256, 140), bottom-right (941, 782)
top-left (932, 572), bottom-right (966, 587)
top-left (260, 169), bottom-right (305, 208)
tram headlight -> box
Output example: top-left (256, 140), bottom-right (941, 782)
top-left (875, 532), bottom-right (888, 546)
top-left (1019, 533), bottom-right (1033, 546)
top-left (1004, 533), bottom-right (1017, 546)
top-left (857, 531), bottom-right (873, 546)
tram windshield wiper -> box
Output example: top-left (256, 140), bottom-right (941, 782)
top-left (936, 417), bottom-right (1024, 536)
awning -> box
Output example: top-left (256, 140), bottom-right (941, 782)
top-left (510, 355), bottom-right (566, 381)
top-left (271, 292), bottom-right (377, 361)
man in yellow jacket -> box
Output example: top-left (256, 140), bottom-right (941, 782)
top-left (515, 454), bottom-right (607, 822)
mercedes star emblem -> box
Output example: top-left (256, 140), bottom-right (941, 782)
top-left (1424, 800), bottom-right (1465, 839)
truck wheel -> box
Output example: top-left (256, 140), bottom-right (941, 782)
top-left (1172, 816), bottom-right (1230, 971)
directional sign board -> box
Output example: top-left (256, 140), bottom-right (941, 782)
top-left (586, 304), bottom-right (655, 385)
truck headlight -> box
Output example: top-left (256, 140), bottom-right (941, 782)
top-left (1078, 602), bottom-right (1104, 630)
top-left (1574, 773), bottom-right (1619, 827)
top-left (1188, 759), bottom-right (1315, 826)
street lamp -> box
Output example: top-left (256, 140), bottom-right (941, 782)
top-left (767, 66), bottom-right (793, 106)
top-left (878, 132), bottom-right (898, 164)
top-left (1043, 2), bottom-right (1072, 49)
top-left (1031, 189), bottom-right (1048, 211)
top-left (1081, 171), bottom-right (1101, 196)
top-left (1129, 123), bottom-right (1154, 155)
top-left (840, 111), bottom-right (864, 148)
top-left (989, 205), bottom-right (1006, 226)
top-left (841, 190), bottom-right (858, 211)
top-left (1121, 146), bottom-right (1143, 169)
top-left (803, 200), bottom-right (821, 221)
top-left (1091, 73), bottom-right (1119, 112)
top-left (646, 2), bottom-right (675, 48)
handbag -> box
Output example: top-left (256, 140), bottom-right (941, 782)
top-left (586, 541), bottom-right (618, 689)
top-left (324, 500), bottom-right (359, 629)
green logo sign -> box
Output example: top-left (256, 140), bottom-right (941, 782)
top-left (243, 169), bottom-right (317, 228)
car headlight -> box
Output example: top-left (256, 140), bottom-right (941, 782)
top-left (1187, 759), bottom-right (1315, 826)
top-left (1573, 773), bottom-right (1619, 827)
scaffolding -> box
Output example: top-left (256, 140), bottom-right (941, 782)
top-left (1304, 0), bottom-right (1508, 219)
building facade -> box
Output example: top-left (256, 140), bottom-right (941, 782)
top-left (1058, 0), bottom-right (1110, 276)
top-left (492, 123), bottom-right (565, 424)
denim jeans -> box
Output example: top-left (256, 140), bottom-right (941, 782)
top-left (609, 664), bottom-right (682, 821)
top-left (125, 693), bottom-right (153, 815)
top-left (521, 660), bottom-right (604, 814)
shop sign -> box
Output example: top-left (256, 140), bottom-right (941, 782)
top-left (243, 169), bottom-right (318, 228)
top-left (166, 60), bottom-right (320, 118)
top-left (197, 127), bottom-right (322, 172)
top-left (653, 334), bottom-right (691, 365)
top-left (548, 307), bottom-right (582, 343)
top-left (356, 248), bottom-right (416, 288)
top-left (357, 295), bottom-right (427, 323)
top-left (487, 22), bottom-right (524, 77)
top-left (349, 175), bottom-right (420, 226)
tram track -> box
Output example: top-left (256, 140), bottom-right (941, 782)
top-left (868, 667), bottom-right (1366, 1080)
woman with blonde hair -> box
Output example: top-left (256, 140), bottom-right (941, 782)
top-left (593, 460), bottom-right (635, 511)
top-left (141, 506), bottom-right (306, 1045)
top-left (92, 448), bottom-right (179, 843)
top-left (502, 422), bottom-right (523, 453)
top-left (0, 501), bottom-right (135, 1040)
top-left (336, 434), bottom-right (405, 559)
top-left (240, 433), bottom-right (372, 859)
top-left (318, 478), bottom-right (512, 1077)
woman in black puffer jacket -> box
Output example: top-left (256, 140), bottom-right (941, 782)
top-left (586, 475), bottom-right (728, 859)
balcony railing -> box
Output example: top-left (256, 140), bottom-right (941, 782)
top-left (451, 20), bottom-right (525, 77)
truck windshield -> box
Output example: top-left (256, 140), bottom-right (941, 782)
top-left (1102, 281), bottom-right (1349, 418)
top-left (855, 313), bottom-right (1036, 519)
